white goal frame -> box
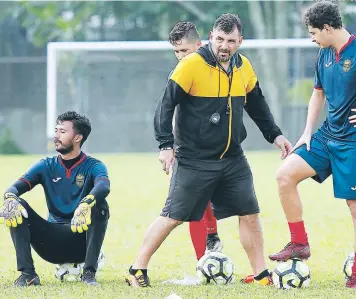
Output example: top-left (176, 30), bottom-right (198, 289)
top-left (46, 38), bottom-right (316, 139)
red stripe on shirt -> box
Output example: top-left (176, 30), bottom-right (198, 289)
top-left (20, 178), bottom-right (32, 189)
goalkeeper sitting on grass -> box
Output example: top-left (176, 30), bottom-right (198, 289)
top-left (0, 111), bottom-right (110, 287)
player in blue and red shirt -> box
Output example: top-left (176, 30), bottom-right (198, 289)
top-left (269, 1), bottom-right (356, 288)
top-left (0, 111), bottom-right (110, 287)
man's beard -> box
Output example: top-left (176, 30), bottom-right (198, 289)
top-left (56, 143), bottom-right (74, 155)
top-left (217, 51), bottom-right (231, 63)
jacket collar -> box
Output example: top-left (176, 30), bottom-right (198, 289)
top-left (197, 43), bottom-right (242, 70)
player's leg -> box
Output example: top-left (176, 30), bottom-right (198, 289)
top-left (269, 134), bottom-right (331, 261)
top-left (9, 198), bottom-right (41, 286)
top-left (82, 199), bottom-right (109, 285)
top-left (325, 141), bottom-right (356, 288)
top-left (203, 202), bottom-right (223, 253)
top-left (211, 156), bottom-right (270, 285)
top-left (189, 202), bottom-right (221, 261)
top-left (127, 158), bottom-right (219, 287)
top-left (346, 200), bottom-right (356, 288)
top-left (189, 220), bottom-right (207, 260)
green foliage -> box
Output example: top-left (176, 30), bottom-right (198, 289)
top-left (15, 1), bottom-right (100, 47)
top-left (0, 128), bottom-right (25, 155)
top-left (1, 1), bottom-right (300, 46)
top-left (288, 78), bottom-right (314, 105)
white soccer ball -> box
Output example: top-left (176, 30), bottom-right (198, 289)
top-left (196, 252), bottom-right (234, 285)
top-left (55, 251), bottom-right (106, 282)
top-left (55, 263), bottom-right (83, 282)
top-left (343, 252), bottom-right (354, 279)
top-left (272, 259), bottom-right (311, 289)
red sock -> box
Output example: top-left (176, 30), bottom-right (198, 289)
top-left (203, 203), bottom-right (217, 235)
top-left (288, 221), bottom-right (308, 245)
top-left (352, 253), bottom-right (356, 276)
top-left (189, 221), bottom-right (207, 261)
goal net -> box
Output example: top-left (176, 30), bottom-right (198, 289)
top-left (47, 39), bottom-right (318, 153)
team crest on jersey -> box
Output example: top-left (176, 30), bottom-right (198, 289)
top-left (76, 174), bottom-right (85, 188)
top-left (343, 59), bottom-right (351, 72)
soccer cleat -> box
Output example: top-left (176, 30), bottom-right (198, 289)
top-left (254, 274), bottom-right (273, 286)
top-left (125, 266), bottom-right (151, 287)
top-left (205, 233), bottom-right (223, 254)
top-left (269, 242), bottom-right (311, 261)
top-left (82, 269), bottom-right (100, 286)
top-left (346, 274), bottom-right (356, 288)
top-left (240, 274), bottom-right (254, 284)
top-left (240, 272), bottom-right (273, 286)
top-left (14, 272), bottom-right (41, 287)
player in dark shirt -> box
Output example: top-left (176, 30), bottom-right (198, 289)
top-left (269, 1), bottom-right (356, 289)
top-left (0, 111), bottom-right (110, 287)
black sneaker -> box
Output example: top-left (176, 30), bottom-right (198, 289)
top-left (14, 272), bottom-right (41, 287)
top-left (82, 269), bottom-right (100, 286)
top-left (205, 233), bottom-right (223, 254)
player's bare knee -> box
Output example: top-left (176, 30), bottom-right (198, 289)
top-left (163, 216), bottom-right (183, 227)
top-left (239, 214), bottom-right (261, 228)
top-left (276, 166), bottom-right (296, 191)
top-left (346, 200), bottom-right (356, 218)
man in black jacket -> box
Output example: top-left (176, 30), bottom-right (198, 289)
top-left (126, 13), bottom-right (292, 287)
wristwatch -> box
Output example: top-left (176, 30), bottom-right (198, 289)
top-left (160, 147), bottom-right (173, 151)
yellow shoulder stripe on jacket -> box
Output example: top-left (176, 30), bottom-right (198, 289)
top-left (170, 53), bottom-right (202, 94)
top-left (239, 54), bottom-right (258, 93)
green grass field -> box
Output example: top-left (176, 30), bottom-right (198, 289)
top-left (0, 151), bottom-right (355, 298)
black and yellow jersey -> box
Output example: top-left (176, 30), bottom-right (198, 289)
top-left (154, 43), bottom-right (282, 160)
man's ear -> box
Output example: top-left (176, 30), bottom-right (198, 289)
top-left (75, 134), bottom-right (83, 144)
top-left (324, 24), bottom-right (332, 33)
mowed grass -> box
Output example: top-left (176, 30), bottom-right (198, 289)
top-left (0, 151), bottom-right (355, 299)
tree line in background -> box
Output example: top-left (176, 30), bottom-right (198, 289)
top-left (0, 0), bottom-right (354, 49)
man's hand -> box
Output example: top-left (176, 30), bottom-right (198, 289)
top-left (274, 135), bottom-right (293, 160)
top-left (349, 109), bottom-right (356, 127)
top-left (0, 192), bottom-right (28, 228)
top-left (71, 195), bottom-right (96, 233)
top-left (158, 149), bottom-right (175, 175)
top-left (291, 131), bottom-right (312, 153)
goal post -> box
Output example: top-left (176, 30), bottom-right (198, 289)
top-left (46, 39), bottom-right (317, 153)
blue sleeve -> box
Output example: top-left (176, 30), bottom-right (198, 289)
top-left (314, 50), bottom-right (323, 90)
top-left (20, 160), bottom-right (45, 190)
top-left (91, 162), bottom-right (109, 183)
top-left (88, 162), bottom-right (110, 201)
top-left (6, 180), bottom-right (31, 197)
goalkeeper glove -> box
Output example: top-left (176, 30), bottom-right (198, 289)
top-left (71, 195), bottom-right (96, 233)
top-left (0, 193), bottom-right (28, 228)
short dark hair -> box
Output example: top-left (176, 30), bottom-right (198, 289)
top-left (56, 111), bottom-right (91, 146)
top-left (213, 13), bottom-right (242, 35)
top-left (304, 1), bottom-right (342, 30)
top-left (168, 21), bottom-right (200, 45)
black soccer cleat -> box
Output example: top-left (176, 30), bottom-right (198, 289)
top-left (82, 269), bottom-right (100, 286)
top-left (205, 233), bottom-right (223, 254)
top-left (14, 272), bottom-right (41, 287)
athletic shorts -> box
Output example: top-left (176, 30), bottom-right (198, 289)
top-left (294, 130), bottom-right (356, 199)
top-left (160, 155), bottom-right (260, 221)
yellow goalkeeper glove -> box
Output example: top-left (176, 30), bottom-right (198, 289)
top-left (71, 195), bottom-right (96, 233)
top-left (0, 192), bottom-right (28, 228)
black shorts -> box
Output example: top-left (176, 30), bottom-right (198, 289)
top-left (160, 155), bottom-right (260, 221)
